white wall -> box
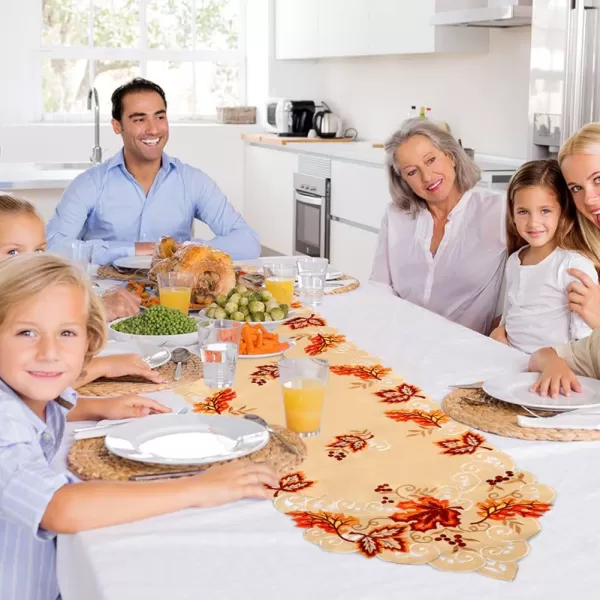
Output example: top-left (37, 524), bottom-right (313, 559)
top-left (269, 28), bottom-right (532, 159)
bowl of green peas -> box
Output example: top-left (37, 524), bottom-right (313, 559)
top-left (109, 305), bottom-right (200, 347)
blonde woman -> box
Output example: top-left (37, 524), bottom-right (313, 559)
top-left (370, 119), bottom-right (506, 334)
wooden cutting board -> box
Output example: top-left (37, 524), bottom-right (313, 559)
top-left (242, 133), bottom-right (355, 145)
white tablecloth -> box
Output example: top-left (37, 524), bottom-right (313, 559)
top-left (56, 285), bottom-right (600, 599)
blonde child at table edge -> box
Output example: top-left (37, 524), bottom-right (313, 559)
top-left (0, 193), bottom-right (165, 388)
top-left (0, 254), bottom-right (277, 600)
top-left (489, 159), bottom-right (599, 354)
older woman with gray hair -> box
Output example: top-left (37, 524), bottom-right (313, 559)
top-left (370, 119), bottom-right (506, 335)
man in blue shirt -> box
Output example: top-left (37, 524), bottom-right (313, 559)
top-left (46, 78), bottom-right (260, 265)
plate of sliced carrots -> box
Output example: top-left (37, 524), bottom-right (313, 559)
top-left (239, 323), bottom-right (294, 358)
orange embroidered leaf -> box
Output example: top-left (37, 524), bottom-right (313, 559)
top-left (285, 315), bottom-right (327, 330)
top-left (288, 511), bottom-right (359, 534)
top-left (304, 333), bottom-right (347, 356)
top-left (192, 388), bottom-right (237, 414)
top-left (290, 301), bottom-right (303, 309)
top-left (357, 525), bottom-right (409, 558)
top-left (327, 432), bottom-right (373, 453)
top-left (358, 536), bottom-right (381, 557)
top-left (374, 384), bottom-right (425, 404)
top-left (330, 364), bottom-right (391, 381)
top-left (436, 431), bottom-right (492, 455)
top-left (268, 472), bottom-right (316, 498)
top-left (475, 497), bottom-right (552, 523)
top-left (390, 496), bottom-right (462, 532)
top-left (385, 409), bottom-right (449, 428)
top-left (249, 364), bottom-right (279, 386)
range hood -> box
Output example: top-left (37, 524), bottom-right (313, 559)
top-left (431, 1), bottom-right (532, 28)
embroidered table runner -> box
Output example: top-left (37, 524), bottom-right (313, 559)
top-left (175, 314), bottom-right (554, 581)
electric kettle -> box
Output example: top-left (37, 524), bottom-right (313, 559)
top-left (313, 109), bottom-right (340, 139)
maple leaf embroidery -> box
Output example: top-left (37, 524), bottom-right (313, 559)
top-left (288, 511), bottom-right (359, 535)
top-left (192, 388), bottom-right (237, 414)
top-left (385, 409), bottom-right (449, 428)
top-left (326, 430), bottom-right (373, 460)
top-left (374, 384), bottom-right (425, 404)
top-left (285, 314), bottom-right (327, 330)
top-left (436, 431), bottom-right (492, 455)
top-left (330, 364), bottom-right (391, 381)
top-left (290, 301), bottom-right (303, 309)
top-left (249, 364), bottom-right (279, 386)
top-left (304, 333), bottom-right (346, 356)
top-left (268, 472), bottom-right (316, 498)
top-left (357, 525), bottom-right (409, 558)
top-left (473, 497), bottom-right (552, 524)
top-left (390, 496), bottom-right (463, 532)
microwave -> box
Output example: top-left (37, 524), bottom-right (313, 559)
top-left (266, 99), bottom-right (318, 137)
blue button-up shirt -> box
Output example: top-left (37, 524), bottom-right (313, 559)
top-left (0, 380), bottom-right (76, 600)
top-left (46, 150), bottom-right (260, 264)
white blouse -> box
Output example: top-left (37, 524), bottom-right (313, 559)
top-left (370, 188), bottom-right (507, 335)
top-left (500, 247), bottom-right (597, 354)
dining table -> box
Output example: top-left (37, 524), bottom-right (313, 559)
top-left (55, 279), bottom-right (600, 600)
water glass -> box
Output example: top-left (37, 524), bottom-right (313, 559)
top-left (263, 261), bottom-right (296, 305)
top-left (70, 241), bottom-right (94, 276)
top-left (157, 272), bottom-right (194, 316)
top-left (279, 357), bottom-right (329, 437)
top-left (198, 320), bottom-right (242, 389)
top-left (296, 257), bottom-right (328, 307)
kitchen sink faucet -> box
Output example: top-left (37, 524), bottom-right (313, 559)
top-left (87, 87), bottom-right (102, 164)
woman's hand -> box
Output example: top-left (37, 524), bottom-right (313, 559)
top-left (188, 462), bottom-right (279, 508)
top-left (529, 348), bottom-right (581, 399)
top-left (102, 288), bottom-right (141, 322)
top-left (567, 268), bottom-right (600, 329)
top-left (489, 325), bottom-right (508, 345)
top-left (75, 354), bottom-right (165, 388)
top-left (68, 395), bottom-right (172, 421)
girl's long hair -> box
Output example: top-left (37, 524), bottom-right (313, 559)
top-left (505, 159), bottom-right (598, 266)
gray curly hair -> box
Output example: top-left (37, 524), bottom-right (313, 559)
top-left (384, 119), bottom-right (481, 217)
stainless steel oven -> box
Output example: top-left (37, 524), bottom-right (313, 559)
top-left (293, 172), bottom-right (330, 259)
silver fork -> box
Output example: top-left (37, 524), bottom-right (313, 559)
top-left (74, 406), bottom-right (189, 434)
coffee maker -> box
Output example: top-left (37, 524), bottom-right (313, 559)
top-left (266, 99), bottom-right (318, 137)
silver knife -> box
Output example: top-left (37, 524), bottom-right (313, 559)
top-left (130, 469), bottom-right (205, 481)
top-left (447, 381), bottom-right (484, 390)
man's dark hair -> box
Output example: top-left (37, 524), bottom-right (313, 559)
top-left (111, 78), bottom-right (167, 121)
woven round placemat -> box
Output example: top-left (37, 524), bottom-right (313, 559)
top-left (97, 264), bottom-right (149, 282)
top-left (68, 423), bottom-right (307, 481)
top-left (77, 354), bottom-right (203, 397)
top-left (325, 275), bottom-right (360, 295)
top-left (443, 388), bottom-right (600, 442)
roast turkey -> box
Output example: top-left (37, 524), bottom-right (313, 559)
top-left (149, 237), bottom-right (236, 300)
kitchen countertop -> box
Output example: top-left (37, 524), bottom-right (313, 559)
top-left (0, 162), bottom-right (88, 190)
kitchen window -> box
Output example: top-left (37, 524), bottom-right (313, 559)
top-left (39, 0), bottom-right (246, 121)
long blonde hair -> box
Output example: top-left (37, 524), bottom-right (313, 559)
top-left (558, 122), bottom-right (600, 266)
top-left (505, 159), bottom-right (597, 265)
top-left (0, 194), bottom-right (39, 217)
top-left (0, 254), bottom-right (106, 364)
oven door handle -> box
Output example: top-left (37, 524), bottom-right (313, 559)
top-left (295, 191), bottom-right (324, 207)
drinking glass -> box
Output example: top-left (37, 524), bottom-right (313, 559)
top-left (70, 241), bottom-right (94, 276)
top-left (157, 272), bottom-right (194, 315)
top-left (278, 357), bottom-right (329, 437)
top-left (263, 261), bottom-right (296, 305)
top-left (296, 257), bottom-right (328, 307)
top-left (199, 320), bottom-right (242, 389)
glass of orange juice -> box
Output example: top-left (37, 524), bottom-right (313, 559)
top-left (279, 358), bottom-right (328, 437)
top-left (157, 272), bottom-right (194, 315)
top-left (263, 262), bottom-right (296, 305)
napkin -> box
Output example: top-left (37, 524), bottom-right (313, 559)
top-left (518, 407), bottom-right (600, 430)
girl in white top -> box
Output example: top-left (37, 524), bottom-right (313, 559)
top-left (370, 119), bottom-right (506, 335)
top-left (490, 159), bottom-right (599, 354)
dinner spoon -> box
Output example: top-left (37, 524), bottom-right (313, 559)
top-left (172, 347), bottom-right (191, 381)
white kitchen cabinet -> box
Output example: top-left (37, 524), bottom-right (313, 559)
top-left (275, 0), bottom-right (488, 60)
top-left (329, 219), bottom-right (380, 284)
top-left (330, 161), bottom-right (389, 231)
top-left (243, 144), bottom-right (297, 255)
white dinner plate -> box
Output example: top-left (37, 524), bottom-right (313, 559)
top-left (113, 256), bottom-right (152, 270)
top-left (105, 413), bottom-right (270, 465)
top-left (483, 372), bottom-right (600, 411)
top-left (239, 338), bottom-right (294, 359)
top-left (109, 317), bottom-right (199, 347)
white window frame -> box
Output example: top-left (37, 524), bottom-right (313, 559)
top-left (38, 0), bottom-right (247, 122)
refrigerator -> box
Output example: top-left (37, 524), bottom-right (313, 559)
top-left (530, 0), bottom-right (600, 158)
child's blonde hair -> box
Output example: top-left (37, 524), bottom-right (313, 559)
top-left (0, 254), bottom-right (106, 364)
top-left (0, 194), bottom-right (40, 218)
top-left (505, 158), bottom-right (598, 267)
top-left (558, 122), bottom-right (600, 267)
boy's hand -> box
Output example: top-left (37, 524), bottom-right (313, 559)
top-left (189, 462), bottom-right (279, 508)
top-left (100, 395), bottom-right (173, 420)
top-left (530, 357), bottom-right (582, 399)
top-left (95, 354), bottom-right (165, 383)
top-left (489, 325), bottom-right (508, 345)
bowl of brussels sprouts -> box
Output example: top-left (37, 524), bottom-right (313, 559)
top-left (109, 305), bottom-right (200, 347)
top-left (200, 284), bottom-right (292, 330)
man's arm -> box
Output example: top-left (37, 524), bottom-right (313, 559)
top-left (189, 169), bottom-right (260, 260)
top-left (46, 173), bottom-right (136, 264)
